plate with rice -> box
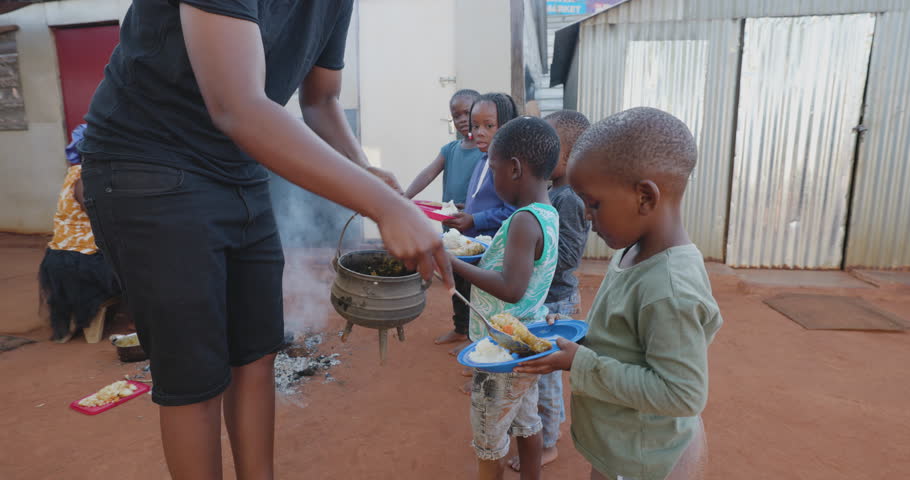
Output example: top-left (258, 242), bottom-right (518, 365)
top-left (442, 229), bottom-right (489, 263)
top-left (457, 320), bottom-right (588, 373)
top-left (415, 200), bottom-right (459, 222)
top-left (70, 379), bottom-right (150, 415)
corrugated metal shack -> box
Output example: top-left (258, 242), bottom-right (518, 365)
top-left (552, 0), bottom-right (910, 269)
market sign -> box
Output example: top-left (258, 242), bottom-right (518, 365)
top-left (546, 0), bottom-right (625, 15)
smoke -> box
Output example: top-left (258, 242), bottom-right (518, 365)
top-left (280, 251), bottom-right (333, 337)
top-left (269, 171), bottom-right (363, 338)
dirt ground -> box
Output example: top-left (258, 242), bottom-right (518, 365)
top-left (2, 236), bottom-right (909, 479)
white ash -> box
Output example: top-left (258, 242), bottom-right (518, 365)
top-left (274, 351), bottom-right (341, 395)
top-left (303, 333), bottom-right (323, 351)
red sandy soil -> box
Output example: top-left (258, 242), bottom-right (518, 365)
top-left (2, 237), bottom-right (909, 479)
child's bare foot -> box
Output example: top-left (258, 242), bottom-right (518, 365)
top-left (435, 330), bottom-right (467, 345)
top-left (460, 367), bottom-right (473, 377)
top-left (507, 446), bottom-right (559, 472)
top-left (449, 340), bottom-right (470, 356)
top-left (459, 380), bottom-right (472, 396)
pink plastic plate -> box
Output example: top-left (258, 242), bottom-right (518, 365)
top-left (414, 201), bottom-right (456, 222)
top-left (69, 380), bottom-right (150, 416)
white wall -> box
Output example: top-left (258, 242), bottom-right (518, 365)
top-left (357, 0), bottom-right (460, 238)
top-left (455, 0), bottom-right (513, 95)
top-left (0, 0), bottom-right (129, 233)
top-left (354, 0), bottom-right (512, 239)
top-left (355, 0), bottom-right (514, 188)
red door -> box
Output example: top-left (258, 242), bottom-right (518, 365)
top-left (53, 24), bottom-right (120, 135)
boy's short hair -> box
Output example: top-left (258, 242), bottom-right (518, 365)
top-left (490, 116), bottom-right (560, 180)
top-left (543, 110), bottom-right (590, 155)
top-left (571, 107), bottom-right (696, 192)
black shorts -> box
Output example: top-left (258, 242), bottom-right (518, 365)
top-left (82, 158), bottom-right (285, 406)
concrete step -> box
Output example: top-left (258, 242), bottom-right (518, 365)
top-left (538, 98), bottom-right (564, 112)
top-left (851, 270), bottom-right (910, 288)
top-left (735, 270), bottom-right (874, 290)
top-left (536, 87), bottom-right (563, 100)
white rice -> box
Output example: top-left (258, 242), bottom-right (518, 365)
top-left (468, 338), bottom-right (514, 363)
top-left (444, 229), bottom-right (486, 256)
top-left (439, 200), bottom-right (459, 216)
top-left (443, 228), bottom-right (467, 250)
top-left (475, 235), bottom-right (493, 244)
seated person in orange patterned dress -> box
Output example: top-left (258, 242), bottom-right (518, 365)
top-left (39, 124), bottom-right (120, 342)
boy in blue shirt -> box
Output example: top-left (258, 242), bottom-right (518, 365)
top-left (405, 89), bottom-right (483, 207)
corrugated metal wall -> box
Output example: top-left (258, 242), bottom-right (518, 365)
top-left (726, 14), bottom-right (876, 268)
top-left (845, 10), bottom-right (910, 269)
top-left (576, 18), bottom-right (741, 259)
top-left (598, 0), bottom-right (909, 24)
top-left (573, 0), bottom-right (910, 268)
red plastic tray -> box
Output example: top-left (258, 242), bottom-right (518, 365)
top-left (69, 380), bottom-right (150, 415)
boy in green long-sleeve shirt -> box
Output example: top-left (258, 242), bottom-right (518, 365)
top-left (517, 107), bottom-right (722, 480)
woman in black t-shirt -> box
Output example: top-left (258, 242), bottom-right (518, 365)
top-left (79, 1), bottom-right (453, 478)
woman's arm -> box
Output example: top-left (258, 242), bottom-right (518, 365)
top-left (404, 153), bottom-right (445, 199)
top-left (451, 211), bottom-right (540, 304)
top-left (300, 67), bottom-right (401, 193)
top-left (179, 5), bottom-right (452, 287)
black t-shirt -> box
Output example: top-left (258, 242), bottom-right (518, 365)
top-left (80, 0), bottom-right (353, 184)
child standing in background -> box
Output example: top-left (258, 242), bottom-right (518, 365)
top-left (405, 89), bottom-right (483, 207)
top-left (508, 110), bottom-right (591, 473)
top-left (541, 111), bottom-right (591, 316)
top-left (452, 116), bottom-right (561, 480)
top-left (436, 93), bottom-right (519, 347)
top-left (517, 107), bottom-right (722, 480)
top-left (406, 89), bottom-right (483, 346)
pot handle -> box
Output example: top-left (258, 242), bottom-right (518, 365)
top-left (421, 278), bottom-right (433, 290)
top-left (334, 213), bottom-right (360, 272)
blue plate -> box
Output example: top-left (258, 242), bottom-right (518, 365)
top-left (444, 235), bottom-right (488, 264)
top-left (457, 320), bottom-right (588, 373)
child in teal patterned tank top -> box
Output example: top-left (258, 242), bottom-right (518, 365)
top-left (451, 117), bottom-right (561, 480)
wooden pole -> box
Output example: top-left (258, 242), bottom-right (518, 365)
top-left (510, 0), bottom-right (525, 111)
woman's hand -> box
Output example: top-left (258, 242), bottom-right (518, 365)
top-left (366, 166), bottom-right (403, 194)
top-left (443, 212), bottom-right (474, 232)
top-left (376, 199), bottom-right (454, 292)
